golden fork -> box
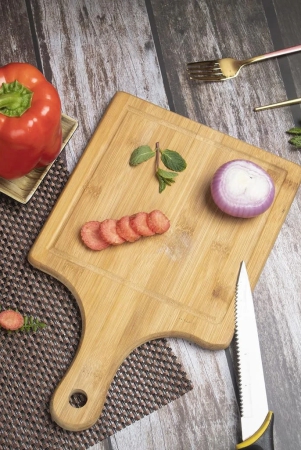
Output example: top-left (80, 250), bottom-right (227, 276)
top-left (187, 44), bottom-right (301, 81)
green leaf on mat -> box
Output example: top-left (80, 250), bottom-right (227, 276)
top-left (286, 127), bottom-right (301, 135)
top-left (289, 136), bottom-right (301, 149)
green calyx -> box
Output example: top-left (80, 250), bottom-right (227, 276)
top-left (0, 80), bottom-right (33, 117)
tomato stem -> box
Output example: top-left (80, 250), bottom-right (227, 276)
top-left (0, 80), bottom-right (33, 117)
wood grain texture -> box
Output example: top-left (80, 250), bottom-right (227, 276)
top-left (0, 0), bottom-right (36, 66)
top-left (254, 238), bottom-right (301, 448)
top-left (273, 0), bottom-right (301, 104)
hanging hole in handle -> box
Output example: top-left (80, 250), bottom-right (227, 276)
top-left (69, 390), bottom-right (88, 408)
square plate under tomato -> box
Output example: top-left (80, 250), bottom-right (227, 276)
top-left (0, 113), bottom-right (78, 204)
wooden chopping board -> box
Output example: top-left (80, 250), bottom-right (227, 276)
top-left (28, 92), bottom-right (301, 431)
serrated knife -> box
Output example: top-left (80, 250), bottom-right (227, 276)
top-left (235, 261), bottom-right (274, 449)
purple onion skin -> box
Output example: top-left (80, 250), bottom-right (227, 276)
top-left (210, 159), bottom-right (275, 218)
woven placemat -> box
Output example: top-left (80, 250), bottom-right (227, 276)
top-left (0, 154), bottom-right (193, 450)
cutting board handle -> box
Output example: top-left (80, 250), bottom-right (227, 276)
top-left (50, 312), bottom-right (145, 431)
top-left (49, 275), bottom-right (168, 432)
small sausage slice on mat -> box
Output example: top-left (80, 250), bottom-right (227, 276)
top-left (0, 310), bottom-right (24, 330)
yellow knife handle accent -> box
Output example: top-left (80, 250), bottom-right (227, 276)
top-left (236, 411), bottom-right (274, 449)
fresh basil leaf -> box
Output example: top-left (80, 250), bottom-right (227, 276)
top-left (156, 173), bottom-right (167, 193)
top-left (157, 168), bottom-right (178, 180)
top-left (287, 127), bottom-right (301, 135)
top-left (161, 149), bottom-right (187, 172)
top-left (156, 169), bottom-right (178, 193)
top-left (129, 145), bottom-right (155, 166)
top-left (165, 178), bottom-right (176, 185)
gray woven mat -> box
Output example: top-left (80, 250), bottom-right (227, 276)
top-left (0, 155), bottom-right (193, 450)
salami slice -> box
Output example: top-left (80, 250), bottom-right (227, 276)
top-left (99, 219), bottom-right (125, 245)
top-left (147, 210), bottom-right (170, 234)
top-left (81, 221), bottom-right (111, 250)
top-left (130, 212), bottom-right (155, 236)
top-left (116, 215), bottom-right (141, 242)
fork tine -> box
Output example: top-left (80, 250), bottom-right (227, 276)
top-left (188, 66), bottom-right (221, 73)
top-left (187, 60), bottom-right (216, 66)
top-left (188, 75), bottom-right (225, 81)
top-left (187, 69), bottom-right (223, 76)
top-left (187, 73), bottom-right (226, 81)
top-left (187, 60), bottom-right (218, 70)
top-left (188, 70), bottom-right (227, 81)
top-left (187, 61), bottom-right (225, 81)
top-left (187, 64), bottom-right (221, 72)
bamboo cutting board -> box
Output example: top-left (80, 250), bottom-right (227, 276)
top-left (28, 92), bottom-right (301, 431)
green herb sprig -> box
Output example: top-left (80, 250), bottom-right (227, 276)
top-left (286, 127), bottom-right (301, 149)
top-left (19, 315), bottom-right (47, 333)
top-left (129, 142), bottom-right (187, 193)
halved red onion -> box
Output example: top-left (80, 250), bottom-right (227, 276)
top-left (210, 159), bottom-right (275, 218)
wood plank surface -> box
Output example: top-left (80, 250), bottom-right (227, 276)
top-left (1, 0), bottom-right (301, 448)
top-left (272, 0), bottom-right (301, 104)
top-left (0, 0), bottom-right (36, 66)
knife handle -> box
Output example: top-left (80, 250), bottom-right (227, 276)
top-left (236, 411), bottom-right (274, 449)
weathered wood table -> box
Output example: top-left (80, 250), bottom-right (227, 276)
top-left (1, 1), bottom-right (301, 449)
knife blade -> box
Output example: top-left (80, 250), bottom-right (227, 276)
top-left (235, 261), bottom-right (274, 449)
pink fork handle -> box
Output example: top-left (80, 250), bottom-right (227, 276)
top-left (264, 44), bottom-right (301, 57)
top-left (246, 44), bottom-right (301, 63)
